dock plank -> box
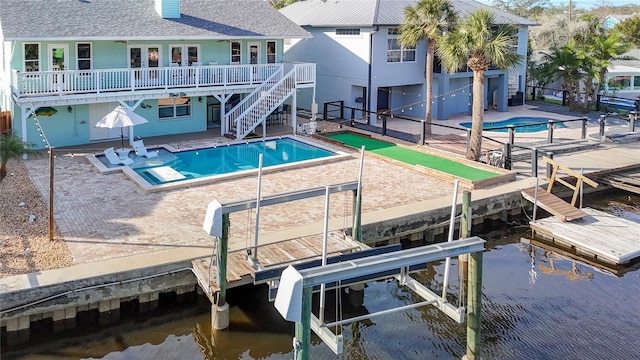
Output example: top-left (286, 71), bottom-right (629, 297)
top-left (604, 170), bottom-right (640, 195)
top-left (530, 208), bottom-right (640, 265)
top-left (521, 187), bottom-right (587, 222)
top-left (191, 231), bottom-right (362, 294)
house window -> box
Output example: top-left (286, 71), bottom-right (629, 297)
top-left (170, 45), bottom-right (200, 66)
top-left (158, 97), bottom-right (191, 118)
top-left (24, 43), bottom-right (40, 72)
top-left (231, 42), bottom-right (241, 64)
top-left (608, 76), bottom-right (631, 91)
top-left (188, 46), bottom-right (199, 65)
top-left (336, 28), bottom-right (360, 36)
top-left (387, 28), bottom-right (415, 63)
top-left (171, 46), bottom-right (182, 65)
top-left (77, 43), bottom-right (92, 71)
top-left (266, 41), bottom-right (276, 64)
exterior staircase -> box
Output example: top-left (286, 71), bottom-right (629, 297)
top-left (225, 64), bottom-right (297, 140)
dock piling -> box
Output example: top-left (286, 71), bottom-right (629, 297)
top-left (212, 213), bottom-right (230, 330)
top-left (465, 248), bottom-right (483, 360)
top-left (531, 148), bottom-right (538, 177)
top-left (295, 287), bottom-right (313, 360)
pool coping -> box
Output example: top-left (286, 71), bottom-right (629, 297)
top-left (85, 135), bottom-right (352, 193)
top-left (315, 130), bottom-right (516, 189)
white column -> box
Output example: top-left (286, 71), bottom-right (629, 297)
top-left (291, 91), bottom-right (297, 134)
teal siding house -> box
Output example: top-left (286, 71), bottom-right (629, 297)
top-left (0, 0), bottom-right (314, 149)
top-left (601, 14), bottom-right (635, 30)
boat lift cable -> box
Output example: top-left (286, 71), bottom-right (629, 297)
top-left (0, 267), bottom-right (205, 316)
top-left (209, 238), bottom-right (221, 345)
top-left (246, 207), bottom-right (253, 255)
top-left (442, 179), bottom-right (460, 301)
top-left (253, 154), bottom-right (264, 262)
top-left (319, 186), bottom-right (331, 325)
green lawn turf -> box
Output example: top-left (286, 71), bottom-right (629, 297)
top-left (326, 133), bottom-right (499, 181)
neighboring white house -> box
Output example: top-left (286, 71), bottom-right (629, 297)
top-left (604, 49), bottom-right (640, 100)
top-left (280, 0), bottom-right (536, 122)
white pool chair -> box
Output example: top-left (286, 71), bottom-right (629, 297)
top-left (132, 139), bottom-right (158, 158)
top-left (104, 147), bottom-right (134, 166)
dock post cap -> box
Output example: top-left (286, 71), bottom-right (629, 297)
top-left (203, 200), bottom-right (223, 237)
top-left (275, 265), bottom-right (303, 322)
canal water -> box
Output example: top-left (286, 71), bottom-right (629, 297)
top-left (3, 190), bottom-right (640, 359)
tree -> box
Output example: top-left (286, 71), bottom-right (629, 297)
top-left (537, 43), bottom-right (585, 111)
top-left (615, 16), bottom-right (640, 47)
top-left (0, 130), bottom-right (39, 183)
top-left (270, 0), bottom-right (299, 10)
top-left (491, 0), bottom-right (548, 18)
top-left (438, 9), bottom-right (521, 161)
top-left (400, 0), bottom-right (457, 136)
top-left (535, 16), bottom-right (631, 112)
top-left (581, 31), bottom-right (630, 105)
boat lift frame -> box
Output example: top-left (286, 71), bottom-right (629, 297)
top-left (275, 236), bottom-right (486, 357)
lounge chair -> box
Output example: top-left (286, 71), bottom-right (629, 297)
top-left (132, 139), bottom-right (158, 158)
top-left (104, 147), bottom-right (134, 166)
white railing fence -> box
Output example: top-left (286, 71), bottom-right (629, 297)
top-left (12, 64), bottom-right (283, 97)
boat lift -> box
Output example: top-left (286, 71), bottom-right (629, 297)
top-left (274, 236), bottom-right (486, 357)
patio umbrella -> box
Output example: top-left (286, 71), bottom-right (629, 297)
top-left (96, 105), bottom-right (148, 149)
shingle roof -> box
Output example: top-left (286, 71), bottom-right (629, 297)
top-left (0, 0), bottom-right (310, 40)
top-left (280, 0), bottom-right (537, 27)
top-left (606, 14), bottom-right (636, 22)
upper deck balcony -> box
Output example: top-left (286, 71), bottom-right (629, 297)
top-left (12, 63), bottom-right (316, 103)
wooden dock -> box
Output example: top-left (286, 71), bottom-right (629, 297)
top-left (192, 231), bottom-right (363, 295)
top-left (602, 170), bottom-right (640, 195)
top-left (521, 156), bottom-right (599, 222)
top-left (521, 187), bottom-right (587, 222)
top-left (530, 208), bottom-right (640, 266)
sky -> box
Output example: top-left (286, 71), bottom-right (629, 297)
top-left (475, 0), bottom-right (638, 10)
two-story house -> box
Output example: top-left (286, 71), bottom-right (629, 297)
top-left (280, 0), bottom-right (535, 123)
top-left (0, 0), bottom-right (315, 149)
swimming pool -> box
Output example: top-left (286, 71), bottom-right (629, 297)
top-left (136, 138), bottom-right (336, 185)
top-left (459, 117), bottom-right (567, 133)
top-left (94, 137), bottom-right (338, 186)
top-left (600, 97), bottom-right (636, 112)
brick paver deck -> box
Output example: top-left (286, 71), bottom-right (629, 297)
top-left (25, 136), bottom-right (457, 264)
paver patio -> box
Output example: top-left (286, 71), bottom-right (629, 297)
top-left (21, 104), bottom-right (639, 266)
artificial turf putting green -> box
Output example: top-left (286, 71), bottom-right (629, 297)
top-left (325, 133), bottom-right (499, 181)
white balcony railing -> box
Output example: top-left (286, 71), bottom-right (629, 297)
top-left (11, 64), bottom-right (288, 98)
top-left (12, 63), bottom-right (315, 99)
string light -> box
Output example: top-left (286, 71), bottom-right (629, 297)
top-left (383, 83), bottom-right (474, 114)
top-left (27, 98), bottom-right (52, 150)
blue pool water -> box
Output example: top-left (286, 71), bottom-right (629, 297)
top-left (459, 117), bottom-right (567, 133)
top-left (600, 97), bottom-right (636, 111)
top-left (132, 138), bottom-right (335, 185)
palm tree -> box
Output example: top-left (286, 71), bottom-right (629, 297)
top-left (400, 0), bottom-right (457, 136)
top-left (0, 130), bottom-right (39, 183)
top-left (572, 16), bottom-right (631, 111)
top-left (438, 9), bottom-right (521, 161)
top-left (537, 43), bottom-right (585, 111)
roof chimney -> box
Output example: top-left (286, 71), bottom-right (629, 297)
top-left (155, 0), bottom-right (181, 19)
